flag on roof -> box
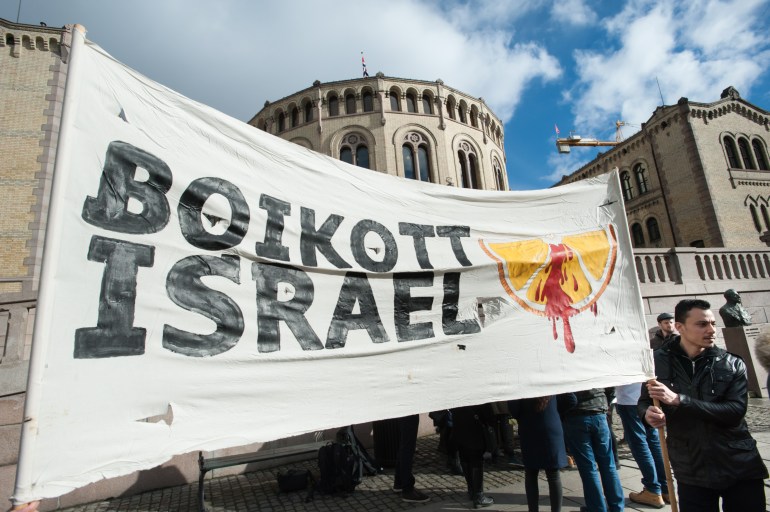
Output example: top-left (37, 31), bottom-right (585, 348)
top-left (555, 124), bottom-right (560, 136)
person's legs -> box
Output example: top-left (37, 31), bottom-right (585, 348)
top-left (544, 468), bottom-right (563, 512)
top-left (459, 445), bottom-right (493, 507)
top-left (643, 424), bottom-right (668, 496)
top-left (563, 415), bottom-right (607, 512)
top-left (589, 414), bottom-right (624, 512)
top-left (720, 478), bottom-right (766, 512)
top-left (524, 468), bottom-right (540, 512)
top-left (676, 481), bottom-right (719, 512)
top-left (616, 404), bottom-right (662, 494)
top-left (394, 414), bottom-right (418, 491)
top-left (458, 445), bottom-right (475, 497)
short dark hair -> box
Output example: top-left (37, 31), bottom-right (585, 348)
top-left (674, 299), bottom-right (711, 324)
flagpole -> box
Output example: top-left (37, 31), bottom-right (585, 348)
top-left (651, 394), bottom-right (679, 512)
top-left (12, 23), bottom-right (88, 506)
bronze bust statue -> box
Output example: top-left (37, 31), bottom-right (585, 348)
top-left (719, 289), bottom-right (752, 327)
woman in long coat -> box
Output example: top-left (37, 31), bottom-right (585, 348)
top-left (509, 397), bottom-right (566, 512)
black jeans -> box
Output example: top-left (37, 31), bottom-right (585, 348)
top-left (394, 414), bottom-right (419, 491)
top-left (458, 444), bottom-right (485, 496)
top-left (677, 479), bottom-right (766, 512)
top-left (524, 467), bottom-right (562, 512)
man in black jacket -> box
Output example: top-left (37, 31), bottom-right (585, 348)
top-left (649, 312), bottom-right (676, 350)
top-left (639, 299), bottom-right (767, 511)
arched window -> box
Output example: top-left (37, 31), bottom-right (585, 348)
top-left (621, 171), bottom-right (634, 201)
top-left (5, 33), bottom-right (14, 45)
top-left (493, 159), bottom-right (505, 190)
top-left (753, 139), bottom-right (769, 170)
top-left (290, 107), bottom-right (299, 128)
top-left (459, 104), bottom-right (467, 124)
top-left (446, 97), bottom-right (456, 120)
top-left (328, 95), bottom-right (339, 116)
top-left (750, 204), bottom-right (762, 232)
top-left (363, 91), bottom-right (374, 112)
top-left (646, 218), bottom-right (661, 243)
top-left (417, 146), bottom-right (430, 182)
top-left (405, 92), bottom-right (417, 113)
top-left (631, 223), bottom-right (645, 247)
top-left (762, 204), bottom-right (770, 231)
top-left (470, 110), bottom-right (478, 128)
top-left (401, 132), bottom-right (432, 182)
top-left (340, 147), bottom-right (353, 165)
top-left (345, 93), bottom-right (356, 114)
top-left (403, 146), bottom-right (415, 180)
top-left (304, 101), bottom-right (314, 122)
top-left (390, 91), bottom-right (401, 111)
top-left (422, 95), bottom-right (433, 114)
top-left (634, 164), bottom-right (648, 194)
top-left (724, 136), bottom-right (740, 168)
top-left (339, 133), bottom-right (370, 169)
top-left (738, 137), bottom-right (755, 169)
top-left (277, 112), bottom-right (285, 132)
top-left (458, 142), bottom-right (480, 189)
top-left (356, 146), bottom-right (370, 169)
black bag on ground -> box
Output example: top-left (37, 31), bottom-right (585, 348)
top-left (276, 468), bottom-right (311, 493)
top-left (316, 426), bottom-right (382, 495)
top-left (317, 441), bottom-right (360, 494)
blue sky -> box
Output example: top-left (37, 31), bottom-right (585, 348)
top-left (3, 0), bottom-right (769, 190)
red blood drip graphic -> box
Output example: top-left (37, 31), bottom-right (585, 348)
top-left (535, 244), bottom-right (579, 353)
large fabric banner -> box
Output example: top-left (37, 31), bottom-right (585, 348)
top-left (14, 31), bottom-right (653, 502)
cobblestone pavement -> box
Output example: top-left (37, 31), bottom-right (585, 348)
top-left (58, 399), bottom-right (770, 512)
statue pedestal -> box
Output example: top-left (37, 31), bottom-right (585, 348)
top-left (722, 325), bottom-right (768, 397)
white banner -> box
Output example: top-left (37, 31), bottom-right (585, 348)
top-left (14, 30), bottom-right (653, 503)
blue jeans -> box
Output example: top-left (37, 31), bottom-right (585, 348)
top-left (563, 414), bottom-right (624, 512)
top-left (616, 404), bottom-right (667, 495)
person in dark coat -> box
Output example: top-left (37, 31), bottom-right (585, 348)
top-left (451, 403), bottom-right (496, 508)
top-left (509, 396), bottom-right (566, 512)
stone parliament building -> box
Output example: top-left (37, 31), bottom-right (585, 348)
top-left (1, 18), bottom-right (769, 510)
top-left (248, 74), bottom-right (509, 193)
top-left (554, 85), bottom-right (770, 251)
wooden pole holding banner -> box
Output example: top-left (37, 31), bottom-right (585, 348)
top-left (11, 23), bottom-right (88, 507)
top-left (652, 395), bottom-right (679, 512)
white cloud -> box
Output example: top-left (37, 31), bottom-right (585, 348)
top-left (550, 0), bottom-right (598, 27)
top-left (4, 0), bottom-right (563, 123)
top-left (679, 0), bottom-right (768, 57)
top-left (567, 0), bottom-right (769, 138)
top-left (443, 0), bottom-right (548, 30)
top-left (543, 149), bottom-right (593, 183)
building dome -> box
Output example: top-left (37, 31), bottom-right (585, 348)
top-left (249, 76), bottom-right (508, 191)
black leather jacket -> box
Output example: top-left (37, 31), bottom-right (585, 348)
top-left (638, 337), bottom-right (768, 488)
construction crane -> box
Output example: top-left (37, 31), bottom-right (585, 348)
top-left (555, 121), bottom-right (633, 154)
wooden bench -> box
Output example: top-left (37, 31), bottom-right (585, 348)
top-left (198, 442), bottom-right (323, 512)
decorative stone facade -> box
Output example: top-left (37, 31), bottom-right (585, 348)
top-left (249, 75), bottom-right (508, 192)
top-left (554, 87), bottom-right (770, 250)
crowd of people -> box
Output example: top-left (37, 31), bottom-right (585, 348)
top-left (390, 298), bottom-right (768, 512)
